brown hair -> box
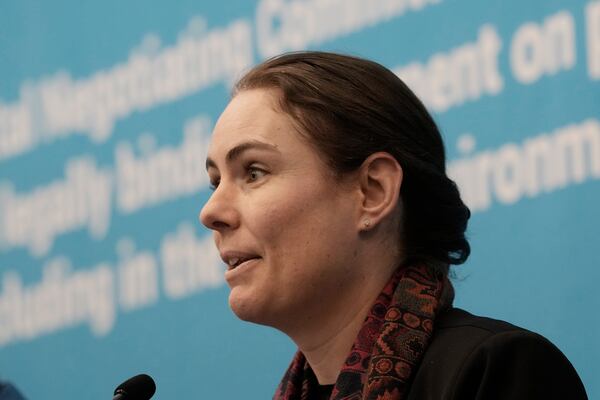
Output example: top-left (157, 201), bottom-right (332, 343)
top-left (234, 51), bottom-right (470, 268)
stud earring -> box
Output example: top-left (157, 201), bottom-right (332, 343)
top-left (363, 219), bottom-right (371, 229)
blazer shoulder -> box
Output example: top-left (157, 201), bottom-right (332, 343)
top-left (435, 307), bottom-right (526, 334)
top-left (408, 308), bottom-right (588, 400)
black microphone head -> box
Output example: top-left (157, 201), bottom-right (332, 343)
top-left (114, 374), bottom-right (156, 399)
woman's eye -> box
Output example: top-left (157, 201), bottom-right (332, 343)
top-left (209, 179), bottom-right (220, 191)
top-left (247, 166), bottom-right (267, 182)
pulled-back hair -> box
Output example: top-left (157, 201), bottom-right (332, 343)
top-left (234, 51), bottom-right (470, 269)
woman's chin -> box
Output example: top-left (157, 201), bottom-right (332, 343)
top-left (228, 290), bottom-right (269, 324)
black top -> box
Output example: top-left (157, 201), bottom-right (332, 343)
top-left (406, 307), bottom-right (587, 399)
top-left (317, 384), bottom-right (334, 400)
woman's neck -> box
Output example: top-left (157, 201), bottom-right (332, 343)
top-left (282, 242), bottom-right (401, 384)
top-left (292, 262), bottom-right (396, 384)
top-left (298, 294), bottom-right (377, 384)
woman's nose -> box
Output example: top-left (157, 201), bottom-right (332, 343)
top-left (199, 184), bottom-right (239, 232)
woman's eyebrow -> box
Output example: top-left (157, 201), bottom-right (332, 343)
top-left (205, 140), bottom-right (280, 170)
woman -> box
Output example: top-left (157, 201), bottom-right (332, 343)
top-left (200, 52), bottom-right (587, 399)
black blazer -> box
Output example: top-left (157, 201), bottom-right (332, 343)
top-left (406, 308), bottom-right (587, 399)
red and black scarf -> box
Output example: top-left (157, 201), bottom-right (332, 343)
top-left (274, 264), bottom-right (451, 400)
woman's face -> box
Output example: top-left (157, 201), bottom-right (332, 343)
top-left (200, 89), bottom-right (364, 330)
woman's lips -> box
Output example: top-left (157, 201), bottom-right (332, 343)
top-left (227, 256), bottom-right (260, 270)
top-left (225, 257), bottom-right (261, 280)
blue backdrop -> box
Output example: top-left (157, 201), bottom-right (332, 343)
top-left (0, 0), bottom-right (598, 398)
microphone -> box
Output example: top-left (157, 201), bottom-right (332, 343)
top-left (113, 374), bottom-right (156, 400)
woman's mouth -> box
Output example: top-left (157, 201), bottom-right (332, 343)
top-left (227, 256), bottom-right (260, 270)
top-left (224, 256), bottom-right (261, 284)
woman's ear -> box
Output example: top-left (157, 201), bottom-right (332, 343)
top-left (356, 152), bottom-right (403, 231)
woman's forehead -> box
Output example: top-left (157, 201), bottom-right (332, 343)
top-left (208, 90), bottom-right (296, 156)
top-left (220, 89), bottom-right (280, 128)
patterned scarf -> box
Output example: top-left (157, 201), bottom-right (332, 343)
top-left (273, 263), bottom-right (451, 400)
